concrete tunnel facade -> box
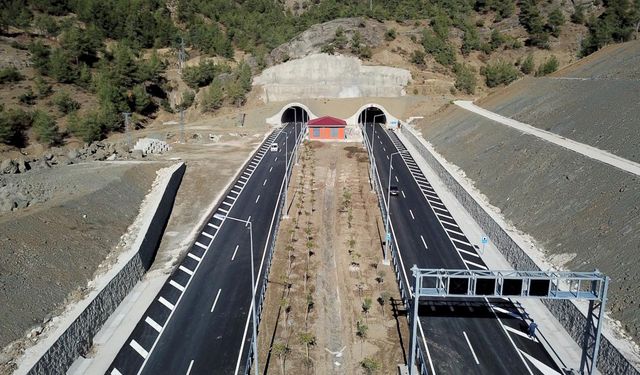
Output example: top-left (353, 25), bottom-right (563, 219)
top-left (266, 102), bottom-right (402, 127)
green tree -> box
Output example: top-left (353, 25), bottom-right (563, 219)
top-left (32, 110), bottom-right (59, 145)
top-left (384, 28), bottom-right (397, 41)
top-left (177, 90), bottom-right (195, 110)
top-left (520, 54), bottom-right (535, 75)
top-left (0, 107), bottom-right (31, 146)
top-left (362, 297), bottom-right (372, 320)
top-left (28, 40), bottom-right (50, 74)
top-left (298, 332), bottom-right (316, 360)
top-left (53, 91), bottom-right (80, 114)
top-left (410, 50), bottom-right (426, 66)
top-left (361, 357), bottom-right (381, 374)
top-left (272, 342), bottom-right (290, 375)
top-left (536, 55), bottom-right (559, 76)
top-left (547, 7), bottom-right (566, 37)
top-left (378, 291), bottom-right (391, 317)
top-left (490, 29), bottom-right (506, 50)
top-left (482, 60), bottom-right (519, 87)
top-left (571, 5), bottom-right (585, 24)
top-left (0, 67), bottom-right (23, 84)
top-left (454, 64), bottom-right (476, 94)
top-left (67, 111), bottom-right (102, 143)
top-left (48, 48), bottom-right (76, 83)
top-left (422, 29), bottom-right (456, 66)
top-left (34, 13), bottom-right (59, 36)
top-left (34, 76), bottom-right (52, 98)
top-left (201, 79), bottom-right (224, 112)
top-left (130, 84), bottom-right (152, 114)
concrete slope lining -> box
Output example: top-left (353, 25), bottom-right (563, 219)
top-left (454, 100), bottom-right (640, 176)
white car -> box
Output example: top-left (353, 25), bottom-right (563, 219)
top-left (270, 143), bottom-right (279, 152)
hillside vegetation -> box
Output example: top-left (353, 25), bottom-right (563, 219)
top-left (0, 0), bottom-right (637, 151)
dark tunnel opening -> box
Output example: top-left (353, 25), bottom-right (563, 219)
top-left (281, 106), bottom-right (309, 124)
top-left (358, 107), bottom-right (386, 125)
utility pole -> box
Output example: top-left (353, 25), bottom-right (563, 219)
top-left (179, 110), bottom-right (185, 144)
top-left (178, 37), bottom-right (186, 74)
top-left (123, 112), bottom-right (132, 149)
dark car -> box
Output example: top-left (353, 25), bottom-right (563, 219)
top-left (390, 185), bottom-right (399, 196)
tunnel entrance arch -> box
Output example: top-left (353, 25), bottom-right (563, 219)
top-left (358, 106), bottom-right (387, 125)
top-left (281, 106), bottom-right (310, 124)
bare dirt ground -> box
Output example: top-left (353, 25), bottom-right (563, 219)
top-left (0, 162), bottom-right (163, 350)
top-left (257, 142), bottom-right (408, 375)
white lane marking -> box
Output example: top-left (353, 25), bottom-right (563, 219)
top-left (457, 248), bottom-right (481, 258)
top-left (232, 245), bottom-right (239, 260)
top-left (222, 201), bottom-right (232, 207)
top-left (158, 297), bottom-right (175, 310)
top-left (519, 350), bottom-right (563, 375)
top-left (505, 325), bottom-right (539, 342)
top-left (186, 360), bottom-right (195, 375)
top-left (383, 147), bottom-right (386, 151)
top-left (145, 316), bottom-right (162, 332)
top-left (210, 289), bottom-right (222, 312)
top-left (491, 305), bottom-right (522, 320)
top-left (219, 208), bottom-right (229, 214)
top-left (275, 157), bottom-right (278, 161)
top-left (421, 235), bottom-right (428, 250)
top-left (269, 166), bottom-right (273, 172)
top-left (169, 280), bottom-right (185, 292)
top-left (452, 238), bottom-right (472, 248)
top-left (228, 195), bottom-right (237, 201)
top-left (179, 265), bottom-right (194, 276)
top-left (463, 332), bottom-right (480, 365)
top-left (255, 195), bottom-right (260, 203)
top-left (395, 175), bottom-right (399, 182)
top-left (464, 259), bottom-right (488, 270)
top-left (207, 223), bottom-right (220, 230)
top-left (246, 216), bottom-right (251, 226)
top-left (401, 190), bottom-right (406, 198)
top-left (386, 155), bottom-right (389, 159)
top-left (418, 320), bottom-right (438, 375)
top-left (242, 171), bottom-right (250, 176)
top-left (263, 179), bottom-right (267, 186)
top-left (202, 231), bottom-right (214, 239)
top-left (188, 253), bottom-right (202, 262)
top-left (130, 339), bottom-right (149, 358)
top-left (195, 242), bottom-right (207, 249)
top-left (110, 369), bottom-right (123, 375)
top-left (409, 210), bottom-right (415, 220)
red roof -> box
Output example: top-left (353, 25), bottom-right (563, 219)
top-left (308, 116), bottom-right (346, 127)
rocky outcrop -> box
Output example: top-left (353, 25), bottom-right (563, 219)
top-left (267, 17), bottom-right (386, 65)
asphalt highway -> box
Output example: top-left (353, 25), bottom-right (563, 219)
top-left (365, 123), bottom-right (563, 375)
top-left (107, 123), bottom-right (302, 375)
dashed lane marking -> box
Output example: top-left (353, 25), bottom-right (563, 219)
top-left (263, 179), bottom-right (267, 186)
top-left (395, 175), bottom-right (399, 182)
top-left (232, 245), bottom-right (239, 261)
top-left (410, 210), bottom-right (415, 220)
top-left (210, 289), bottom-right (222, 313)
top-left (145, 316), bottom-right (162, 332)
top-left (401, 190), bottom-right (406, 198)
top-left (421, 235), bottom-right (428, 250)
top-left (186, 360), bottom-right (195, 375)
top-left (169, 280), bottom-right (185, 292)
top-left (158, 297), bottom-right (175, 310)
top-left (255, 195), bottom-right (261, 203)
top-left (463, 332), bottom-right (480, 365)
top-left (179, 265), bottom-right (194, 276)
top-left (269, 166), bottom-right (273, 172)
top-left (130, 339), bottom-right (149, 359)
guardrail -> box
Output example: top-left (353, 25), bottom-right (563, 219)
top-left (360, 123), bottom-right (429, 375)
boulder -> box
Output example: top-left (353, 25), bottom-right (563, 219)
top-left (0, 159), bottom-right (17, 174)
top-left (67, 149), bottom-right (79, 160)
top-left (130, 149), bottom-right (144, 159)
top-left (15, 157), bottom-right (28, 173)
top-left (54, 155), bottom-right (72, 165)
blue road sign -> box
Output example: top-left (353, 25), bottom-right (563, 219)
top-left (386, 233), bottom-right (391, 241)
top-left (481, 236), bottom-right (488, 244)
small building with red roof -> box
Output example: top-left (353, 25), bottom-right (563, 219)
top-left (307, 116), bottom-right (347, 141)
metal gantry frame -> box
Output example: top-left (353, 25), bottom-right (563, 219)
top-left (407, 267), bottom-right (610, 375)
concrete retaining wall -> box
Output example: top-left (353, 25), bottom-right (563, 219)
top-left (399, 125), bottom-right (640, 375)
top-left (24, 163), bottom-right (186, 375)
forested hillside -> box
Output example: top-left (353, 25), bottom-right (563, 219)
top-left (0, 0), bottom-right (637, 150)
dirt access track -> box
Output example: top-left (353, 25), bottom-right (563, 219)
top-left (257, 141), bottom-right (408, 374)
